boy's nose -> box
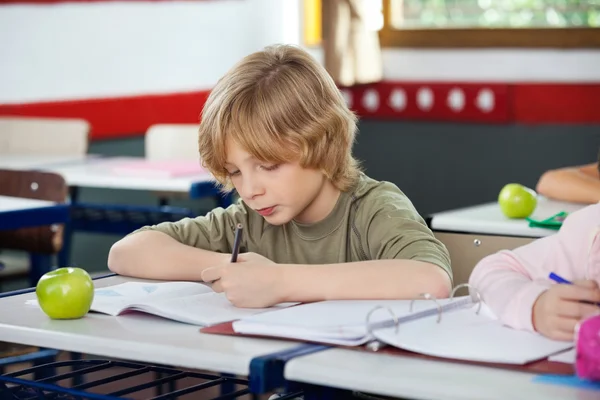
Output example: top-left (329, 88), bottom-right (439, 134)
top-left (240, 176), bottom-right (264, 200)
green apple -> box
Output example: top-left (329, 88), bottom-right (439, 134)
top-left (498, 183), bottom-right (538, 219)
top-left (36, 267), bottom-right (94, 319)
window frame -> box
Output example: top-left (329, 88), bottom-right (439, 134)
top-left (379, 0), bottom-right (600, 48)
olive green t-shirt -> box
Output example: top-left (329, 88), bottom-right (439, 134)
top-left (132, 173), bottom-right (452, 282)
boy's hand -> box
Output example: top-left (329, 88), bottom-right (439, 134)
top-left (532, 280), bottom-right (600, 341)
top-left (201, 252), bottom-right (284, 308)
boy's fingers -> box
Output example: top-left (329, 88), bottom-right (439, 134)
top-left (211, 280), bottom-right (224, 293)
top-left (201, 267), bottom-right (221, 283)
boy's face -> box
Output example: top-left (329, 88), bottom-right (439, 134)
top-left (224, 140), bottom-right (340, 225)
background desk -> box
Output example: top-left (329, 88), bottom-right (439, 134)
top-left (284, 348), bottom-right (597, 400)
top-left (1, 155), bottom-right (231, 267)
top-left (427, 198), bottom-right (586, 286)
top-left (0, 155), bottom-right (96, 171)
top-left (0, 196), bottom-right (69, 231)
top-left (1, 155), bottom-right (222, 200)
top-left (46, 156), bottom-right (219, 199)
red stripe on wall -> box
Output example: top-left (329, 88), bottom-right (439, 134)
top-left (0, 82), bottom-right (599, 140)
top-left (342, 82), bottom-right (511, 124)
top-left (0, 91), bottom-right (210, 140)
top-left (513, 84), bottom-right (600, 124)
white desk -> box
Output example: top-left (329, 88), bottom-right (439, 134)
top-left (0, 154), bottom-right (97, 171)
top-left (428, 198), bottom-right (586, 286)
top-left (284, 348), bottom-right (597, 400)
top-left (43, 156), bottom-right (216, 194)
top-left (0, 195), bottom-right (57, 213)
top-left (0, 195), bottom-right (69, 231)
top-left (429, 197), bottom-right (585, 238)
top-left (0, 275), bottom-right (303, 377)
top-left (0, 155), bottom-right (218, 196)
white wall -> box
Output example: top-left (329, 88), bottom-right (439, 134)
top-left (0, 0), bottom-right (302, 104)
top-left (1, 0), bottom-right (599, 105)
top-left (381, 49), bottom-right (600, 83)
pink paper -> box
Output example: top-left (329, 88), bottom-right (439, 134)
top-left (112, 160), bottom-right (206, 178)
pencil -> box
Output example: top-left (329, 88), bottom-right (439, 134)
top-left (231, 223), bottom-right (243, 262)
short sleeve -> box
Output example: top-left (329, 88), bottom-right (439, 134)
top-left (358, 183), bottom-right (452, 282)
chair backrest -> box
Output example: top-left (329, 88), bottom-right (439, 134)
top-left (145, 124), bottom-right (200, 161)
top-left (0, 116), bottom-right (90, 156)
top-left (0, 169), bottom-right (68, 254)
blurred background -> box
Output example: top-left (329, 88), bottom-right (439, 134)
top-left (1, 0), bottom-right (599, 279)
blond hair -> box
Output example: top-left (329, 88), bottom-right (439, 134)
top-left (198, 44), bottom-right (361, 192)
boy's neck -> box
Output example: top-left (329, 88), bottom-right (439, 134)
top-left (294, 179), bottom-right (341, 224)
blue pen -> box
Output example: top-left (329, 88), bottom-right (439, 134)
top-left (549, 272), bottom-right (600, 306)
top-left (548, 272), bottom-right (572, 284)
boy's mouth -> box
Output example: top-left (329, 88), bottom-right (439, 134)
top-left (256, 206), bottom-right (276, 216)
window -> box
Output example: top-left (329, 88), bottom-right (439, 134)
top-left (383, 0), bottom-right (600, 47)
top-left (389, 0), bottom-right (600, 29)
top-left (304, 0), bottom-right (600, 48)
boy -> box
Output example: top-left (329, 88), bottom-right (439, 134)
top-left (108, 44), bottom-right (452, 308)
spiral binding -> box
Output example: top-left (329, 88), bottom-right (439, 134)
top-left (451, 283), bottom-right (483, 314)
top-left (364, 284), bottom-right (484, 352)
top-left (409, 293), bottom-right (443, 323)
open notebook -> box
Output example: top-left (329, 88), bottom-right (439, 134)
top-left (230, 295), bottom-right (573, 365)
top-left (27, 281), bottom-right (293, 326)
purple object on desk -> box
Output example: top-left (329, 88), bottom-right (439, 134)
top-left (576, 315), bottom-right (600, 382)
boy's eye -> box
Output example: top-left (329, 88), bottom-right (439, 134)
top-left (261, 164), bottom-right (280, 171)
top-left (227, 170), bottom-right (241, 177)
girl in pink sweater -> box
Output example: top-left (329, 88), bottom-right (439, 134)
top-left (469, 202), bottom-right (600, 341)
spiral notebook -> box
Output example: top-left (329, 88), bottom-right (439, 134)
top-left (204, 286), bottom-right (573, 366)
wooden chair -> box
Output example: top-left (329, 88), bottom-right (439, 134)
top-left (0, 169), bottom-right (68, 286)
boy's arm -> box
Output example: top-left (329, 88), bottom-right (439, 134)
top-left (108, 200), bottom-right (259, 280)
top-left (108, 230), bottom-right (230, 280)
top-left (536, 162), bottom-right (600, 204)
top-left (279, 258), bottom-right (451, 302)
top-left (202, 254), bottom-right (451, 307)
